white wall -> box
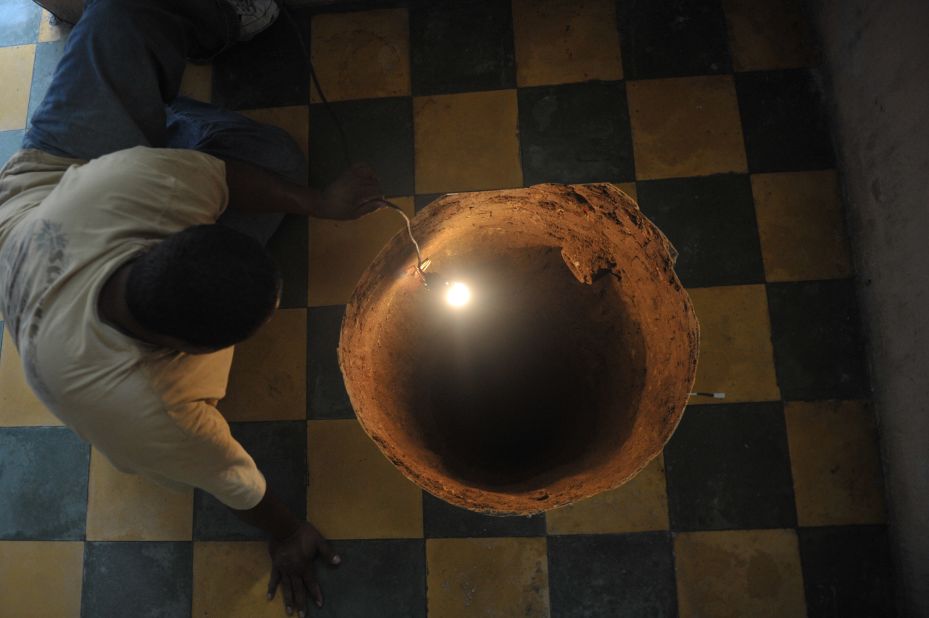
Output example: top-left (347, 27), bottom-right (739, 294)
top-left (813, 0), bottom-right (929, 614)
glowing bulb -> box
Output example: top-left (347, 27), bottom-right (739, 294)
top-left (445, 281), bottom-right (471, 308)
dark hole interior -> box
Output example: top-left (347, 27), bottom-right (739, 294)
top-left (405, 244), bottom-right (644, 490)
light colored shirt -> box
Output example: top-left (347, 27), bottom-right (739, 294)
top-left (0, 146), bottom-right (266, 510)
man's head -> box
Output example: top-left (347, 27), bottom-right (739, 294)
top-left (125, 225), bottom-right (281, 352)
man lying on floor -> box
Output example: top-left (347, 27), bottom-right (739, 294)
top-left (0, 1), bottom-right (382, 615)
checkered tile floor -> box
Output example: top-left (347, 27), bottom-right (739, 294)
top-left (0, 0), bottom-right (897, 616)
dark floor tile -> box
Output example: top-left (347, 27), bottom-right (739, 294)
top-left (0, 427), bottom-right (89, 540)
top-left (309, 96), bottom-right (413, 196)
top-left (410, 0), bottom-right (516, 96)
top-left (308, 305), bottom-right (354, 419)
top-left (0, 130), bottom-right (24, 164)
top-left (548, 532), bottom-right (677, 617)
top-left (414, 193), bottom-right (443, 213)
top-left (212, 12), bottom-right (310, 109)
top-left (664, 403), bottom-right (796, 531)
top-left (518, 80), bottom-right (635, 185)
top-left (617, 0), bottom-right (730, 79)
top-left (0, 0), bottom-right (40, 46)
top-left (81, 541), bottom-right (192, 618)
top-left (26, 39), bottom-right (68, 125)
top-left (422, 493), bottom-right (545, 538)
top-left (267, 214), bottom-right (307, 309)
top-left (798, 526), bottom-right (897, 618)
top-left (637, 174), bottom-right (764, 287)
top-left (736, 69), bottom-right (835, 172)
top-left (315, 539), bottom-right (426, 618)
top-left (193, 421), bottom-right (306, 539)
top-left (767, 279), bottom-right (869, 399)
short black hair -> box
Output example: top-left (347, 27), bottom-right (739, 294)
top-left (126, 225), bottom-right (281, 349)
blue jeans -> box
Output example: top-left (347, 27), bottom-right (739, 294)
top-left (22, 0), bottom-right (305, 246)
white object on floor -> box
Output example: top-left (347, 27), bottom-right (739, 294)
top-left (224, 0), bottom-right (280, 41)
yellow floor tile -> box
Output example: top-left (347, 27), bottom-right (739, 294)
top-left (310, 8), bottom-right (410, 102)
top-left (220, 308), bottom-right (306, 422)
top-left (307, 196), bottom-right (413, 306)
top-left (687, 285), bottom-right (781, 403)
top-left (675, 529), bottom-right (807, 618)
top-left (0, 328), bottom-right (62, 426)
top-left (427, 538), bottom-right (550, 618)
top-left (722, 0), bottom-right (816, 71)
top-left (414, 90), bottom-right (523, 194)
top-left (38, 9), bottom-right (70, 43)
top-left (627, 75), bottom-right (747, 180)
top-left (239, 105), bottom-right (310, 160)
top-left (546, 454), bottom-right (669, 534)
top-left (179, 62), bottom-right (212, 103)
top-left (752, 170), bottom-right (853, 282)
top-left (193, 542), bottom-right (280, 618)
top-left (511, 0), bottom-right (622, 86)
top-left (786, 400), bottom-right (886, 526)
top-left (85, 449), bottom-right (193, 541)
top-left (307, 419), bottom-right (423, 539)
top-left (0, 44), bottom-right (35, 131)
top-left (610, 181), bottom-right (637, 201)
top-left (0, 541), bottom-right (84, 618)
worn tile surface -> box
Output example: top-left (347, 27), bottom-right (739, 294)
top-left (0, 427), bottom-right (89, 539)
top-left (220, 308), bottom-right (307, 422)
top-left (0, 540), bottom-right (84, 617)
top-left (548, 532), bottom-right (677, 617)
top-left (722, 0), bottom-right (815, 71)
top-left (427, 537), bottom-right (550, 618)
top-left (86, 449), bottom-right (194, 541)
top-left (512, 0), bottom-right (622, 86)
top-left (423, 492), bottom-right (546, 538)
top-left (798, 526), bottom-right (897, 617)
top-left (518, 80), bottom-right (634, 185)
top-left (0, 44), bottom-right (35, 131)
top-left (0, 328), bottom-right (62, 426)
top-left (767, 279), bottom-right (869, 399)
top-left (546, 454), bottom-right (669, 534)
top-left (193, 421), bottom-right (306, 540)
top-left (675, 529), bottom-right (807, 618)
top-left (664, 403), bottom-right (796, 531)
top-left (306, 305), bottom-right (353, 419)
top-left (82, 541), bottom-right (192, 618)
top-left (310, 8), bottom-right (410, 103)
top-left (736, 68), bottom-right (834, 172)
top-left (414, 89), bottom-right (522, 193)
top-left (637, 174), bottom-right (764, 287)
top-left (308, 196), bottom-right (413, 306)
top-left (752, 170), bottom-right (852, 282)
top-left (617, 0), bottom-right (731, 79)
top-left (686, 285), bottom-right (781, 403)
top-left (786, 400), bottom-right (886, 526)
top-left (409, 0), bottom-right (515, 96)
top-left (627, 75), bottom-right (747, 180)
top-left (307, 419), bottom-right (423, 539)
top-left (0, 4), bottom-right (892, 616)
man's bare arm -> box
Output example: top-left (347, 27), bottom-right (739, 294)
top-left (221, 158), bottom-right (385, 220)
top-left (230, 487), bottom-right (340, 616)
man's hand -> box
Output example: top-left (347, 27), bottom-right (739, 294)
top-left (267, 521), bottom-right (341, 616)
top-left (316, 163), bottom-right (385, 220)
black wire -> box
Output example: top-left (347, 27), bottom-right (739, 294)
top-left (281, 4), bottom-right (352, 169)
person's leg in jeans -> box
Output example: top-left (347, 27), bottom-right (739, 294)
top-left (165, 96), bottom-right (307, 246)
top-left (23, 0), bottom-right (238, 159)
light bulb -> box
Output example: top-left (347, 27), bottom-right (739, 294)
top-left (445, 281), bottom-right (471, 308)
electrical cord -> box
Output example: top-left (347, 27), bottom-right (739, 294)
top-left (280, 6), bottom-right (427, 278)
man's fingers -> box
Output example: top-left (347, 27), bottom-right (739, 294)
top-left (267, 569), bottom-right (281, 600)
top-left (282, 575), bottom-right (295, 615)
top-left (303, 567), bottom-right (323, 608)
top-left (292, 575), bottom-right (307, 618)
